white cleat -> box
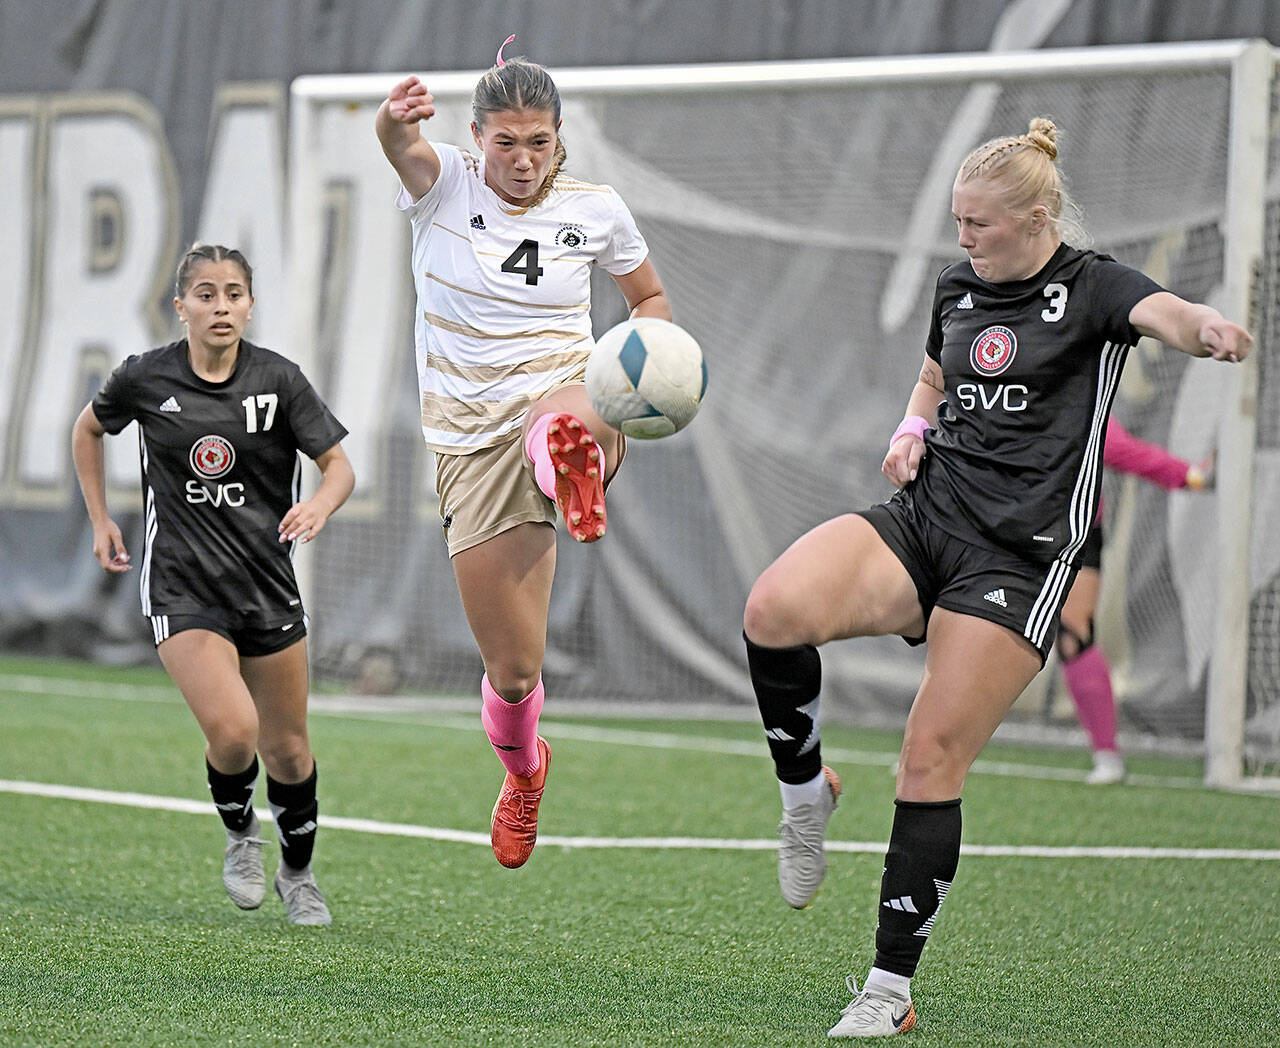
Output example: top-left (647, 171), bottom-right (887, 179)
top-left (777, 765), bottom-right (841, 908)
top-left (275, 867), bottom-right (332, 926)
top-left (1085, 750), bottom-right (1126, 785)
top-left (828, 976), bottom-right (917, 1038)
top-left (222, 819), bottom-right (268, 910)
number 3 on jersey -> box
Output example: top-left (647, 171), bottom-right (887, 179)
top-left (1042, 283), bottom-right (1068, 322)
top-left (501, 239), bottom-right (544, 286)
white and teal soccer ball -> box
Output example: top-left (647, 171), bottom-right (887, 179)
top-left (585, 318), bottom-right (707, 439)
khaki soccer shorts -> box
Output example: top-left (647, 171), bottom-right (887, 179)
top-left (433, 432), bottom-right (555, 556)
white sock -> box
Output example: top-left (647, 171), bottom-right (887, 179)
top-left (779, 769), bottom-right (826, 810)
top-left (865, 967), bottom-right (912, 1000)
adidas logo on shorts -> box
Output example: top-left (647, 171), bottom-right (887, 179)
top-left (983, 588), bottom-right (1008, 608)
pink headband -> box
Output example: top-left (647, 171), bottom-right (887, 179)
top-left (496, 34), bottom-right (515, 68)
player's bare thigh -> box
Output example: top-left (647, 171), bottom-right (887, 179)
top-left (451, 520), bottom-right (557, 699)
top-left (523, 384), bottom-right (623, 482)
top-left (157, 628), bottom-right (258, 767)
top-left (898, 607), bottom-right (1042, 800)
top-left (744, 513), bottom-right (924, 648)
top-left (240, 638), bottom-right (313, 781)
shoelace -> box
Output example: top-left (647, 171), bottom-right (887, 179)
top-left (279, 877), bottom-right (325, 911)
top-left (838, 976), bottom-right (899, 1026)
top-left (226, 836), bottom-right (269, 864)
top-left (496, 782), bottom-right (543, 824)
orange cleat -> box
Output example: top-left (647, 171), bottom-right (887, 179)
top-left (546, 413), bottom-right (606, 542)
top-left (490, 736), bottom-right (551, 868)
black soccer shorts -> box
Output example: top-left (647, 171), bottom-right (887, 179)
top-left (858, 488), bottom-right (1079, 663)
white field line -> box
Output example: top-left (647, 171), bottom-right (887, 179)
top-left (2, 778), bottom-right (1278, 861)
top-left (0, 673), bottom-right (1232, 790)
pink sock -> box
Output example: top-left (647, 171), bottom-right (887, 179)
top-left (524, 414), bottom-right (559, 499)
top-left (481, 674), bottom-right (545, 778)
top-left (524, 413), bottom-right (605, 500)
top-left (1062, 645), bottom-right (1118, 753)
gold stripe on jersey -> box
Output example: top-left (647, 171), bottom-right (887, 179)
top-left (423, 311), bottom-right (586, 343)
top-left (420, 366), bottom-right (588, 437)
top-left (423, 346), bottom-right (590, 384)
top-left (554, 177), bottom-right (614, 194)
top-left (424, 268), bottom-right (588, 312)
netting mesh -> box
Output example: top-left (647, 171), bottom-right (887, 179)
top-left (294, 56), bottom-right (1277, 766)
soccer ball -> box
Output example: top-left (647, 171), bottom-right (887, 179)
top-left (584, 318), bottom-right (707, 439)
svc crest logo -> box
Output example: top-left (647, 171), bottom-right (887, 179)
top-left (970, 325), bottom-right (1017, 376)
top-left (190, 435), bottom-right (236, 478)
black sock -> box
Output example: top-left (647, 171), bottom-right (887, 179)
top-left (873, 798), bottom-right (962, 977)
top-left (744, 633), bottom-right (823, 784)
top-left (268, 763), bottom-right (319, 873)
top-left (207, 755), bottom-right (258, 833)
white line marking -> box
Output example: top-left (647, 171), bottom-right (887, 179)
top-left (3, 779), bottom-right (1278, 861)
top-left (2, 672), bottom-right (1268, 792)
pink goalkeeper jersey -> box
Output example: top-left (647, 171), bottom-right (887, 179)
top-left (1096, 417), bottom-right (1193, 523)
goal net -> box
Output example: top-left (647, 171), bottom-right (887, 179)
top-left (288, 41), bottom-right (1279, 787)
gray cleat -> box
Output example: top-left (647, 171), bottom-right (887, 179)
top-left (777, 765), bottom-right (841, 908)
top-left (275, 867), bottom-right (332, 926)
top-left (222, 819), bottom-right (268, 910)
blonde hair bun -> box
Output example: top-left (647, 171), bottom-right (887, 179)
top-left (1024, 117), bottom-right (1059, 161)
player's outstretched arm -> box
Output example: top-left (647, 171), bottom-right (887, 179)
top-left (375, 75), bottom-right (442, 202)
top-left (70, 404), bottom-right (131, 573)
top-left (1129, 291), bottom-right (1253, 363)
top-left (277, 442), bottom-right (355, 544)
top-left (882, 355), bottom-right (946, 488)
top-left (612, 259), bottom-right (672, 321)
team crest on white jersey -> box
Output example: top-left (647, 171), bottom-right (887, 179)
top-left (970, 325), bottom-right (1017, 376)
top-left (555, 224), bottom-right (587, 248)
top-left (189, 435), bottom-right (235, 478)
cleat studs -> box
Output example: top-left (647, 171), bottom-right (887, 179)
top-left (568, 419), bottom-right (580, 430)
top-left (558, 463), bottom-right (569, 474)
top-left (548, 443), bottom-right (560, 455)
top-left (587, 467), bottom-right (598, 479)
top-left (570, 512), bottom-right (582, 525)
top-left (548, 422), bottom-right (560, 435)
top-left (594, 504), bottom-right (605, 516)
top-left (595, 525), bottom-right (606, 537)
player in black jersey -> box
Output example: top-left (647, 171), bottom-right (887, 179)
top-left (741, 119), bottom-right (1252, 1038)
top-left (71, 244), bottom-right (354, 926)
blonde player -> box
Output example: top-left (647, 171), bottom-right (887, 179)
top-left (375, 39), bottom-right (671, 869)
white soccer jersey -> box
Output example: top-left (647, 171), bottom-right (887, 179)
top-left (396, 142), bottom-right (649, 452)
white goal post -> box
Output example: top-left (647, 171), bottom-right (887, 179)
top-left (288, 40), bottom-right (1279, 789)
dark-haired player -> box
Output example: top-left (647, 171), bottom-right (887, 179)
top-left (741, 118), bottom-right (1252, 1037)
top-left (72, 243), bottom-right (353, 926)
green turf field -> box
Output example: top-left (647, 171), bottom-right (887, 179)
top-left (1, 655), bottom-right (1277, 1047)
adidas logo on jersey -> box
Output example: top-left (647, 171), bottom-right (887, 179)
top-left (470, 213), bottom-right (486, 230)
top-left (159, 396), bottom-right (181, 412)
top-left (956, 292), bottom-right (974, 310)
top-left (983, 588), bottom-right (1008, 608)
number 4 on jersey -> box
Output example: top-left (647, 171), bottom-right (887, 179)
top-left (501, 239), bottom-right (544, 286)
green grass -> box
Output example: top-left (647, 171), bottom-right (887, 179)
top-left (0, 656), bottom-right (1277, 1047)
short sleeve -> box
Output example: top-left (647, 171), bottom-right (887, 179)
top-left (924, 269), bottom-right (947, 363)
top-left (1082, 256), bottom-right (1165, 344)
top-left (283, 365), bottom-right (348, 459)
top-left (91, 354), bottom-right (143, 434)
top-left (594, 187), bottom-right (649, 276)
top-left (394, 141), bottom-right (467, 225)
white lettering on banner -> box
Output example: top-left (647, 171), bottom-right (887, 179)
top-left (0, 102), bottom-right (36, 500)
top-left (198, 85), bottom-right (286, 355)
top-left (185, 480), bottom-right (246, 507)
top-left (13, 96), bottom-right (178, 504)
top-left (955, 382), bottom-right (1029, 412)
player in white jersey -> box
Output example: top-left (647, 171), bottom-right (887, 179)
top-left (376, 41), bottom-right (671, 869)
top-left (740, 119), bottom-right (1252, 1038)
top-left (71, 244), bottom-right (354, 925)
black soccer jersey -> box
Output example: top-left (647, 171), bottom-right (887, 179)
top-left (92, 340), bottom-right (347, 624)
top-left (915, 243), bottom-right (1162, 564)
